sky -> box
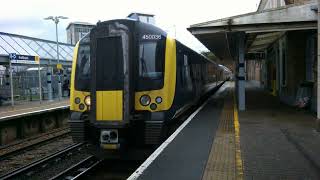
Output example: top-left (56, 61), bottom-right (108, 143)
top-left (0, 0), bottom-right (260, 52)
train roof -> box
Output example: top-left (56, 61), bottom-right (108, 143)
top-left (89, 19), bottom-right (226, 71)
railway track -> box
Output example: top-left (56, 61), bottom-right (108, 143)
top-left (0, 127), bottom-right (73, 175)
top-left (0, 127), bottom-right (70, 159)
top-left (50, 155), bottom-right (101, 180)
top-left (57, 159), bottom-right (144, 180)
top-left (0, 143), bottom-right (87, 180)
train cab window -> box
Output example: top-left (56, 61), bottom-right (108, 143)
top-left (137, 36), bottom-right (165, 90)
top-left (139, 38), bottom-right (165, 79)
top-left (77, 46), bottom-right (90, 77)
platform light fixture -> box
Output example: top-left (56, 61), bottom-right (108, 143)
top-left (44, 16), bottom-right (68, 101)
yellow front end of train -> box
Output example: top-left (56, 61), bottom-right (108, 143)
top-left (69, 19), bottom-right (227, 158)
top-left (69, 20), bottom-right (177, 155)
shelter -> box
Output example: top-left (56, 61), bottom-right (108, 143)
top-left (188, 0), bottom-right (317, 112)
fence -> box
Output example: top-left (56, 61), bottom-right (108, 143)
top-left (0, 65), bottom-right (70, 107)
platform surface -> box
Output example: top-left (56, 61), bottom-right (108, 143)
top-left (131, 81), bottom-right (320, 180)
top-left (134, 83), bottom-right (231, 180)
top-left (0, 99), bottom-right (69, 121)
top-left (239, 81), bottom-right (320, 180)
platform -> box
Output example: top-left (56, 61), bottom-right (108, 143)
top-left (239, 81), bottom-right (320, 179)
top-left (0, 99), bottom-right (69, 121)
top-left (129, 81), bottom-right (320, 180)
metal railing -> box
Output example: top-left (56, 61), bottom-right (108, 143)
top-left (0, 66), bottom-right (70, 107)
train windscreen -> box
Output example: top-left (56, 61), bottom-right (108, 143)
top-left (137, 36), bottom-right (165, 90)
top-left (75, 34), bottom-right (90, 91)
top-left (139, 42), bottom-right (163, 79)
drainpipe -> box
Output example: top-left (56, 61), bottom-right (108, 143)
top-left (317, 0), bottom-right (320, 131)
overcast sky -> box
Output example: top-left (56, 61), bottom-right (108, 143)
top-left (0, 0), bottom-right (260, 52)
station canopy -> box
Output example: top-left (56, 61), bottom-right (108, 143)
top-left (188, 1), bottom-right (317, 61)
top-left (0, 32), bottom-right (74, 62)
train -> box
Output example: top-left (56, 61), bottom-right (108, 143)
top-left (69, 18), bottom-right (231, 158)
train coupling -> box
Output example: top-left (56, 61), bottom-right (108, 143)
top-left (100, 129), bottom-right (120, 150)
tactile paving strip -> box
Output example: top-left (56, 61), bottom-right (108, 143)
top-left (202, 94), bottom-right (237, 180)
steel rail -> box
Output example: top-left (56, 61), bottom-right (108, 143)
top-left (0, 127), bottom-right (70, 160)
top-left (0, 143), bottom-right (84, 179)
top-left (50, 155), bottom-right (101, 180)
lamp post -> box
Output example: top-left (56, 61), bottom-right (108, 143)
top-left (44, 16), bottom-right (68, 101)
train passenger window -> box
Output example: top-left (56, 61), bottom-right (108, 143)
top-left (139, 39), bottom-right (165, 79)
top-left (183, 55), bottom-right (192, 91)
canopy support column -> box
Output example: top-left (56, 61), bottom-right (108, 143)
top-left (237, 32), bottom-right (246, 111)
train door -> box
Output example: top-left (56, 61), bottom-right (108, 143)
top-left (90, 22), bottom-right (132, 124)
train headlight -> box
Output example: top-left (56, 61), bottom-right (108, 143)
top-left (155, 96), bottom-right (162, 104)
top-left (79, 103), bottom-right (85, 110)
top-left (150, 103), bottom-right (157, 110)
top-left (84, 96), bottom-right (91, 106)
top-left (140, 95), bottom-right (151, 106)
top-left (75, 97), bottom-right (81, 104)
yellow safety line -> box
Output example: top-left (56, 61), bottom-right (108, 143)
top-left (233, 92), bottom-right (244, 180)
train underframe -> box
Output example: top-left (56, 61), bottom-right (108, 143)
top-left (69, 111), bottom-right (170, 159)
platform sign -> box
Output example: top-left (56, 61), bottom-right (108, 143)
top-left (9, 53), bottom-right (40, 64)
top-left (8, 53), bottom-right (42, 106)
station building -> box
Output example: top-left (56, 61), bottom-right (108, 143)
top-left (66, 22), bottom-right (95, 45)
top-left (188, 0), bottom-right (319, 117)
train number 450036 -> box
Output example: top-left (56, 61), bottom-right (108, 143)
top-left (142, 34), bottom-right (161, 40)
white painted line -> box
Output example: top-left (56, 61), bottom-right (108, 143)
top-left (0, 105), bottom-right (69, 120)
top-left (127, 98), bottom-right (211, 180)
